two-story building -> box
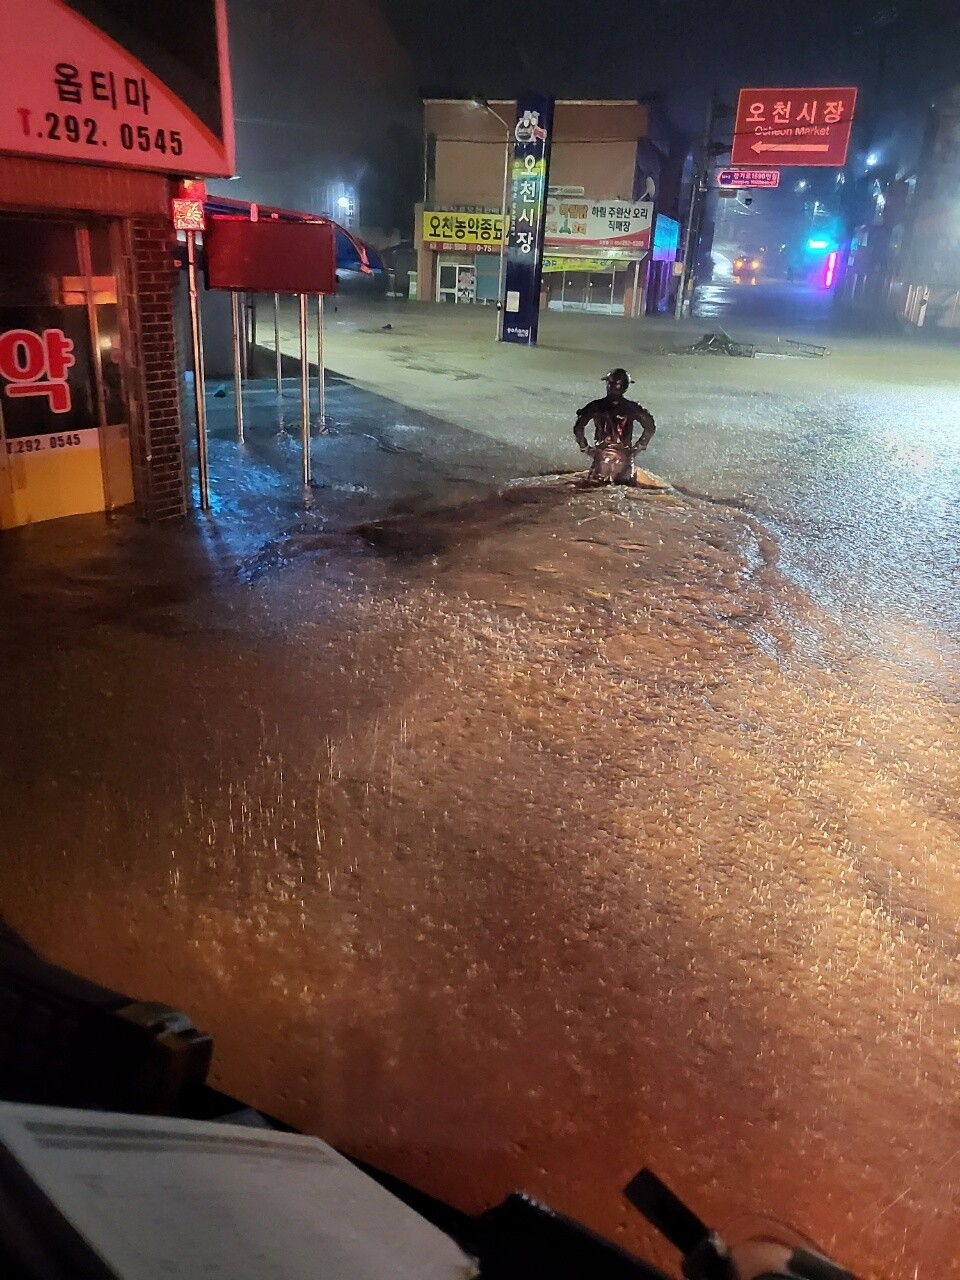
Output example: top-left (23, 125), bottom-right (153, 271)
top-left (417, 98), bottom-right (680, 318)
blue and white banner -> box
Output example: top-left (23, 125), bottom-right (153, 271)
top-left (502, 93), bottom-right (554, 346)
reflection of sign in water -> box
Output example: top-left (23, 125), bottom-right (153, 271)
top-left (544, 200), bottom-right (653, 249)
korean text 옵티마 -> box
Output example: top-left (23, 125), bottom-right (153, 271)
top-left (13, 62), bottom-right (182, 159)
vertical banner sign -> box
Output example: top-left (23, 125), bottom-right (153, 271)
top-left (502, 93), bottom-right (554, 346)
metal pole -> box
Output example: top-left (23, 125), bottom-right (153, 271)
top-left (632, 257), bottom-right (641, 317)
top-left (298, 293), bottom-right (311, 486)
top-left (230, 291), bottom-right (244, 443)
top-left (495, 129), bottom-right (510, 339)
top-left (186, 229), bottom-right (210, 511)
top-left (675, 93), bottom-right (714, 320)
top-left (316, 293), bottom-right (325, 426)
top-left (274, 292), bottom-right (282, 396)
top-left (242, 294), bottom-right (252, 379)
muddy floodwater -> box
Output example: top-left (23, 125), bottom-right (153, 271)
top-left (2, 308), bottom-right (959, 1279)
top-left (1, 478), bottom-right (955, 1279)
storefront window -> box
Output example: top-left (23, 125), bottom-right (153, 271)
top-left (0, 216), bottom-right (98, 438)
top-left (0, 213), bottom-right (134, 526)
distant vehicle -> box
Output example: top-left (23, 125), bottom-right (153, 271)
top-left (733, 252), bottom-right (763, 283)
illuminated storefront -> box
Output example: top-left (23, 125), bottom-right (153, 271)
top-left (0, 0), bottom-right (234, 529)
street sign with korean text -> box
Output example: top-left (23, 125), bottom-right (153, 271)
top-left (716, 168), bottom-right (781, 189)
top-left (544, 199), bottom-right (653, 251)
top-left (1, 0), bottom-right (235, 177)
top-left (502, 94), bottom-right (554, 346)
top-left (421, 211), bottom-right (506, 252)
top-left (731, 88), bottom-right (857, 167)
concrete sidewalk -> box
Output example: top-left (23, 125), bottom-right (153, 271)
top-left (273, 297), bottom-right (959, 466)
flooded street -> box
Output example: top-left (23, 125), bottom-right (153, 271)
top-left (1, 303), bottom-right (958, 1278)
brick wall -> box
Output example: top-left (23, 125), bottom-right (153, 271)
top-left (130, 216), bottom-right (187, 520)
top-left (0, 154), bottom-right (168, 216)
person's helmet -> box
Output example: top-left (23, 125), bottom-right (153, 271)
top-left (604, 367), bottom-right (631, 393)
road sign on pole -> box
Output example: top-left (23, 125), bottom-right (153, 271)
top-left (716, 168), bottom-right (781, 189)
top-left (731, 87), bottom-right (857, 167)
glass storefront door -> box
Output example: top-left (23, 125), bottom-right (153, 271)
top-left (436, 257), bottom-right (477, 303)
top-left (0, 214), bottom-right (134, 528)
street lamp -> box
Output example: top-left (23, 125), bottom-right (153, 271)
top-left (471, 96), bottom-right (511, 340)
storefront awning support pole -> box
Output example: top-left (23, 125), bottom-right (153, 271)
top-left (274, 293), bottom-right (282, 396)
top-left (316, 294), bottom-right (325, 425)
top-left (495, 129), bottom-right (510, 340)
top-left (231, 291), bottom-right (244, 443)
top-left (298, 293), bottom-right (311, 487)
top-left (186, 229), bottom-right (210, 511)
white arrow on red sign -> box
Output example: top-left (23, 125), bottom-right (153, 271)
top-left (752, 141), bottom-right (830, 154)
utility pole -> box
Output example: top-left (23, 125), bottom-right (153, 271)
top-left (675, 94), bottom-right (715, 320)
top-left (472, 97), bottom-right (512, 341)
top-left (674, 94), bottom-right (733, 318)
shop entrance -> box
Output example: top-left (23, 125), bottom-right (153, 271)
top-left (437, 258), bottom-right (476, 304)
top-left (545, 256), bottom-right (646, 316)
top-left (0, 214), bottom-right (135, 529)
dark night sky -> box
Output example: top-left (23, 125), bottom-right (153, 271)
top-left (383, 0), bottom-right (960, 156)
top-left (219, 0), bottom-right (960, 233)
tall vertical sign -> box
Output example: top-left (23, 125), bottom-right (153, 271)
top-left (502, 94), bottom-right (554, 346)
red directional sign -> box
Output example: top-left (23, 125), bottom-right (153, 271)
top-left (716, 168), bottom-right (781, 189)
top-left (731, 87), bottom-right (857, 167)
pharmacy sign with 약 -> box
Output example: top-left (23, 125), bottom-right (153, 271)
top-left (731, 87), bottom-right (857, 167)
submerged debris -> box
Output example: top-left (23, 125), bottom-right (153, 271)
top-left (680, 329), bottom-right (756, 358)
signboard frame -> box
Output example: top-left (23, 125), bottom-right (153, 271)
top-left (203, 218), bottom-right (337, 295)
